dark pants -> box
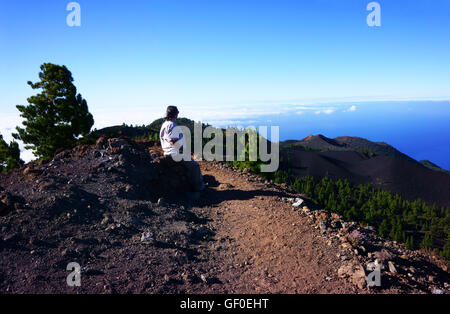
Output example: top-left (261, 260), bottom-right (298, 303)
top-left (180, 160), bottom-right (204, 191)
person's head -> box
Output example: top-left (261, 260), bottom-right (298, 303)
top-left (164, 106), bottom-right (179, 121)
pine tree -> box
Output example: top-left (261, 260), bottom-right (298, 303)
top-left (0, 134), bottom-right (24, 172)
top-left (442, 238), bottom-right (450, 260)
top-left (13, 63), bottom-right (94, 160)
top-left (405, 235), bottom-right (415, 250)
top-left (379, 219), bottom-right (389, 238)
top-left (420, 233), bottom-right (433, 249)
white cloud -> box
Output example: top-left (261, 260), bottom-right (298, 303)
top-left (345, 105), bottom-right (357, 112)
top-left (315, 108), bottom-right (335, 114)
top-left (294, 104), bottom-right (339, 115)
top-left (295, 106), bottom-right (319, 110)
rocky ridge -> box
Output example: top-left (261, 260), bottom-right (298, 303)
top-left (0, 137), bottom-right (448, 293)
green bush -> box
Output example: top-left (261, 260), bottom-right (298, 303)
top-left (0, 134), bottom-right (24, 172)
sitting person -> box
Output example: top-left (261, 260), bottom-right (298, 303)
top-left (159, 106), bottom-right (205, 192)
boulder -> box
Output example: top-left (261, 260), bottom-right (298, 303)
top-left (319, 221), bottom-right (328, 234)
top-left (351, 264), bottom-right (367, 289)
top-left (374, 249), bottom-right (393, 264)
top-left (95, 136), bottom-right (108, 149)
top-left (52, 149), bottom-right (71, 161)
top-left (0, 192), bottom-right (13, 214)
top-left (338, 264), bottom-right (352, 278)
top-left (23, 167), bottom-right (42, 182)
top-left (292, 198), bottom-right (304, 207)
top-left (387, 261), bottom-right (397, 273)
top-left (302, 206), bottom-right (310, 214)
top-left (141, 231), bottom-right (154, 244)
top-left (338, 263), bottom-right (367, 289)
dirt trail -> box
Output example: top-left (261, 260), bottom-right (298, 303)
top-left (193, 162), bottom-right (360, 293)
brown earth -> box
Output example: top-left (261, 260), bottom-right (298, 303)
top-left (0, 137), bottom-right (448, 294)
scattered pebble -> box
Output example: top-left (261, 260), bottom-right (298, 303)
top-left (141, 231), bottom-right (154, 244)
top-left (292, 198), bottom-right (304, 207)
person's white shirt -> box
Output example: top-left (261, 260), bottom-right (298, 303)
top-left (159, 120), bottom-right (186, 156)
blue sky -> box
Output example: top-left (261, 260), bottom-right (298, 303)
top-left (1, 0), bottom-right (450, 164)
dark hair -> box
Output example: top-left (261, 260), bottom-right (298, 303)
top-left (164, 106), bottom-right (179, 121)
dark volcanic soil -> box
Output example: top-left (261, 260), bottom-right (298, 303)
top-left (0, 137), bottom-right (448, 293)
top-left (280, 148), bottom-right (450, 207)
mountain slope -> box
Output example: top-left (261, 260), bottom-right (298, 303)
top-left (284, 134), bottom-right (418, 162)
top-left (281, 135), bottom-right (450, 206)
top-left (420, 160), bottom-right (450, 174)
top-left (280, 149), bottom-right (450, 207)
